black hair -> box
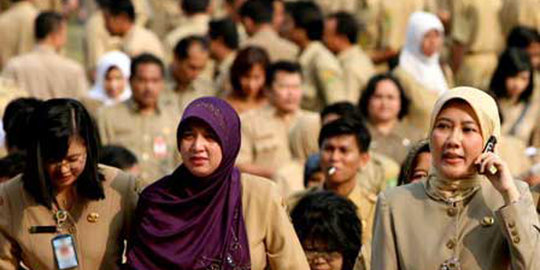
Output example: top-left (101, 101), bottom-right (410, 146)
top-left (291, 191), bottom-right (362, 270)
top-left (320, 102), bottom-right (363, 122)
top-left (239, 0), bottom-right (273, 24)
top-left (181, 0), bottom-right (210, 15)
top-left (318, 116), bottom-right (371, 153)
top-left (266, 60), bottom-right (302, 86)
top-left (3, 98), bottom-right (42, 152)
top-left (104, 0), bottom-right (135, 22)
top-left (507, 26), bottom-right (540, 49)
top-left (23, 99), bottom-right (104, 209)
top-left (209, 18), bottom-right (239, 50)
top-left (173, 35), bottom-right (209, 61)
top-left (230, 46), bottom-right (270, 98)
top-left (289, 1), bottom-right (324, 41)
top-left (328, 12), bottom-right (359, 43)
top-left (358, 73), bottom-right (410, 120)
top-left (35, 12), bottom-right (64, 41)
top-left (0, 152), bottom-right (26, 182)
top-left (489, 48), bottom-right (534, 102)
top-left (303, 153), bottom-right (321, 188)
top-left (99, 145), bottom-right (138, 170)
top-left (130, 53), bottom-right (165, 80)
top-left (95, 0), bottom-right (109, 8)
top-left (397, 139), bottom-right (430, 186)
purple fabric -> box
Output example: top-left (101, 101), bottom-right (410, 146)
top-left (126, 97), bottom-right (251, 269)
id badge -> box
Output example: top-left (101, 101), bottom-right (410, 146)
top-left (51, 234), bottom-right (79, 270)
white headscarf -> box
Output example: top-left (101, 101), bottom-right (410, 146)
top-left (89, 51), bottom-right (132, 106)
top-left (398, 12), bottom-right (448, 94)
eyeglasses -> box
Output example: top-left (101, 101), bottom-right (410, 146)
top-left (47, 153), bottom-right (87, 170)
top-left (304, 250), bottom-right (342, 263)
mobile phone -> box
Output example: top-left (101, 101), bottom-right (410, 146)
top-left (482, 136), bottom-right (497, 154)
top-left (51, 234), bottom-right (79, 270)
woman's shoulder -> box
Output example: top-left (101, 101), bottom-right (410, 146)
top-left (98, 164), bottom-right (137, 194)
top-left (0, 174), bottom-right (24, 198)
top-left (379, 181), bottom-right (428, 205)
top-left (240, 173), bottom-right (276, 193)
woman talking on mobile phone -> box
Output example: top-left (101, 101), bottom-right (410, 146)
top-left (370, 87), bottom-right (540, 269)
top-left (0, 99), bottom-right (138, 269)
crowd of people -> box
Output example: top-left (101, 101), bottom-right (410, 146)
top-left (0, 0), bottom-right (539, 269)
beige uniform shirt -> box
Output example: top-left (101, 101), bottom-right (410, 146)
top-left (2, 45), bottom-right (88, 99)
top-left (532, 184), bottom-right (540, 216)
top-left (379, 0), bottom-right (426, 51)
top-left (358, 152), bottom-right (400, 195)
top-left (238, 106), bottom-right (318, 171)
top-left (242, 28), bottom-right (299, 63)
top-left (371, 179), bottom-right (540, 269)
top-left (32, 0), bottom-right (62, 11)
top-left (83, 10), bottom-right (122, 75)
top-left (97, 99), bottom-right (181, 188)
top-left (299, 41), bottom-right (347, 112)
top-left (337, 46), bottom-right (376, 103)
top-left (214, 52), bottom-right (236, 97)
top-left (147, 0), bottom-right (183, 39)
top-left (451, 0), bottom-right (503, 90)
top-left (164, 14), bottom-right (210, 59)
top-left (241, 173), bottom-right (310, 269)
top-left (500, 0), bottom-right (540, 36)
top-left (367, 121), bottom-right (425, 165)
top-left (499, 98), bottom-right (540, 145)
top-left (122, 25), bottom-right (165, 61)
top-left (0, 1), bottom-right (37, 71)
top-left (0, 165), bottom-right (138, 270)
top-left (314, 0), bottom-right (359, 15)
top-left (171, 78), bottom-right (216, 112)
top-left (499, 135), bottom-right (533, 177)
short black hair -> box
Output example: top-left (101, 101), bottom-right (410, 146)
top-left (99, 145), bottom-right (138, 170)
top-left (289, 1), bottom-right (324, 41)
top-left (95, 0), bottom-right (109, 8)
top-left (35, 12), bottom-right (64, 40)
top-left (328, 12), bottom-right (359, 43)
top-left (507, 26), bottom-right (540, 49)
top-left (230, 46), bottom-right (270, 98)
top-left (173, 35), bottom-right (209, 61)
top-left (266, 60), bottom-right (302, 86)
top-left (291, 191), bottom-right (362, 270)
top-left (358, 73), bottom-right (410, 120)
top-left (239, 0), bottom-right (273, 24)
top-left (181, 0), bottom-right (210, 14)
top-left (318, 116), bottom-right (371, 153)
top-left (23, 99), bottom-right (104, 209)
top-left (209, 18), bottom-right (239, 50)
top-left (104, 0), bottom-right (135, 22)
top-left (320, 102), bottom-right (362, 122)
top-left (3, 98), bottom-right (42, 152)
top-left (0, 152), bottom-right (26, 182)
top-left (130, 53), bottom-right (165, 80)
top-left (490, 48), bottom-right (534, 102)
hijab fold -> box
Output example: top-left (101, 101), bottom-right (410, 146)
top-left (426, 87), bottom-right (501, 202)
top-left (127, 97), bottom-right (251, 269)
top-left (399, 12), bottom-right (448, 94)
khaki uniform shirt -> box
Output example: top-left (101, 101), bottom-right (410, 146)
top-left (32, 0), bottom-right (61, 11)
top-left (451, 0), bottom-right (503, 90)
top-left (367, 121), bottom-right (425, 165)
top-left (371, 179), bottom-right (540, 269)
top-left (0, 1), bottom-right (37, 71)
top-left (499, 135), bottom-right (533, 177)
top-left (358, 152), bottom-right (400, 195)
top-left (214, 52), bottom-right (235, 97)
top-left (314, 0), bottom-right (359, 15)
top-left (379, 0), bottom-right (426, 51)
top-left (499, 98), bottom-right (540, 145)
top-left (83, 10), bottom-right (122, 75)
top-left (97, 99), bottom-right (181, 188)
top-left (147, 0), bottom-right (183, 39)
top-left (122, 25), bottom-right (165, 61)
top-left (500, 0), bottom-right (540, 36)
top-left (241, 173), bottom-right (310, 269)
top-left (2, 45), bottom-right (88, 99)
top-left (532, 184), bottom-right (540, 216)
top-left (242, 28), bottom-right (299, 63)
top-left (289, 113), bottom-right (321, 161)
top-left (299, 41), bottom-right (347, 112)
top-left (273, 159), bottom-right (305, 198)
top-left (171, 78), bottom-right (216, 112)
top-left (337, 46), bottom-right (375, 103)
top-left (0, 165), bottom-right (138, 270)
top-left (164, 14), bottom-right (210, 60)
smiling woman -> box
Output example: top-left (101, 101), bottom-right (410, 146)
top-left (371, 87), bottom-right (540, 269)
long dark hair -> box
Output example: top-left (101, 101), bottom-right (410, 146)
top-left (229, 46), bottom-right (270, 99)
top-left (489, 48), bottom-right (534, 103)
top-left (22, 99), bottom-right (104, 209)
top-left (358, 73), bottom-right (410, 120)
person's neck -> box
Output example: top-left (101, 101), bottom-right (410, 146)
top-left (337, 42), bottom-right (353, 54)
top-left (216, 48), bottom-right (233, 63)
top-left (38, 40), bottom-right (61, 53)
top-left (137, 103), bottom-right (158, 115)
top-left (55, 187), bottom-right (76, 210)
top-left (175, 80), bottom-right (191, 93)
top-left (373, 118), bottom-right (397, 136)
top-left (508, 94), bottom-right (521, 104)
top-left (325, 178), bottom-right (356, 197)
top-left (120, 22), bottom-right (134, 38)
top-left (298, 39), bottom-right (312, 51)
top-left (275, 107), bottom-right (297, 124)
top-left (254, 24), bottom-right (274, 34)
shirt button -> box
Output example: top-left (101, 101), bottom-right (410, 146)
top-left (511, 230), bottom-right (518, 236)
top-left (446, 239), bottom-right (456, 249)
top-left (447, 207), bottom-right (457, 217)
top-left (508, 221), bottom-right (516, 228)
top-left (513, 236), bottom-right (521, 244)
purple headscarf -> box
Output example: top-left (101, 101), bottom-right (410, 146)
top-left (126, 97), bottom-right (251, 269)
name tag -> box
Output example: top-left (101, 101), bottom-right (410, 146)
top-left (52, 234), bottom-right (79, 270)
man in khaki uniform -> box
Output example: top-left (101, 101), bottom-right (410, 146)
top-left (324, 12), bottom-right (375, 103)
top-left (170, 36), bottom-right (215, 112)
top-left (239, 0), bottom-right (299, 63)
top-left (238, 61), bottom-right (318, 179)
top-left (32, 0), bottom-right (61, 11)
top-left (0, 0), bottom-right (38, 71)
top-left (287, 2), bottom-right (347, 112)
top-left (2, 12), bottom-right (88, 99)
top-left (98, 54), bottom-right (180, 188)
top-left (208, 18), bottom-right (239, 96)
top-left (500, 0), bottom-right (540, 37)
top-left (164, 0), bottom-right (211, 62)
top-left (450, 0), bottom-right (504, 91)
top-left (103, 0), bottom-right (165, 60)
top-left (147, 0), bottom-right (182, 39)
